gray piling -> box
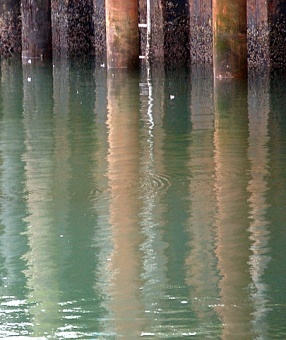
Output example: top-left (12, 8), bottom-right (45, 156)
top-left (21, 0), bottom-right (52, 60)
top-left (0, 0), bottom-right (21, 57)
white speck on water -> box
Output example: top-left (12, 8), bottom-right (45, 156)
top-left (27, 77), bottom-right (32, 82)
top-left (141, 332), bottom-right (155, 337)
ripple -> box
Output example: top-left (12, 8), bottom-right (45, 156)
top-left (139, 172), bottom-right (171, 193)
top-left (88, 185), bottom-right (106, 203)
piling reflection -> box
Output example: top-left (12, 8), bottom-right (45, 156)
top-left (265, 74), bottom-right (286, 334)
top-left (0, 60), bottom-right (30, 335)
top-left (0, 61), bottom-right (26, 291)
top-left (0, 61), bottom-right (285, 338)
top-left (49, 58), bottom-right (73, 338)
top-left (105, 69), bottom-right (145, 337)
top-left (58, 61), bottom-right (101, 337)
top-left (52, 58), bottom-right (71, 253)
top-left (159, 68), bottom-right (194, 335)
top-left (214, 79), bottom-right (253, 338)
top-left (247, 70), bottom-right (271, 337)
top-left (22, 61), bottom-right (62, 334)
top-left (92, 67), bottom-right (114, 336)
top-left (186, 66), bottom-right (221, 334)
top-left (139, 65), bottom-right (169, 336)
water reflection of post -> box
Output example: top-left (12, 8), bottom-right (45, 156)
top-left (106, 69), bottom-right (145, 337)
top-left (160, 68), bottom-right (193, 335)
top-left (22, 61), bottom-right (61, 335)
top-left (52, 58), bottom-right (71, 205)
top-left (92, 67), bottom-right (115, 334)
top-left (139, 65), bottom-right (169, 335)
top-left (62, 61), bottom-right (100, 333)
top-left (186, 66), bottom-right (220, 327)
top-left (0, 60), bottom-right (27, 296)
top-left (247, 70), bottom-right (271, 337)
top-left (213, 78), bottom-right (253, 338)
top-left (52, 56), bottom-right (72, 300)
top-left (264, 74), bottom-right (286, 331)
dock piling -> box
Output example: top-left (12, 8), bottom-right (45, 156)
top-left (0, 0), bottom-right (21, 57)
top-left (21, 0), bottom-right (52, 60)
top-left (213, 1), bottom-right (248, 78)
top-left (105, 0), bottom-right (139, 68)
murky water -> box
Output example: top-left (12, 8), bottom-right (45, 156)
top-left (0, 59), bottom-right (286, 339)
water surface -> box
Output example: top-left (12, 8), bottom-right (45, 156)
top-left (0, 60), bottom-right (285, 339)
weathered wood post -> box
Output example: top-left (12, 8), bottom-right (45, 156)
top-left (247, 0), bottom-right (270, 68)
top-left (163, 0), bottom-right (190, 66)
top-left (21, 0), bottom-right (52, 60)
top-left (268, 0), bottom-right (286, 69)
top-left (189, 0), bottom-right (213, 64)
top-left (213, 1), bottom-right (247, 78)
top-left (105, 1), bottom-right (139, 68)
top-left (93, 0), bottom-right (106, 65)
top-left (0, 0), bottom-right (22, 57)
top-left (52, 0), bottom-right (94, 59)
top-left (51, 0), bottom-right (69, 58)
top-left (138, 0), bottom-right (164, 63)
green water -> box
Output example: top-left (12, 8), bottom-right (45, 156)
top-left (0, 59), bottom-right (285, 339)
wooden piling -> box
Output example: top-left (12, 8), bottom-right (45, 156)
top-left (0, 0), bottom-right (21, 57)
top-left (51, 0), bottom-right (69, 58)
top-left (105, 0), bottom-right (139, 68)
top-left (213, 1), bottom-right (247, 78)
top-left (93, 0), bottom-right (106, 65)
top-left (67, 0), bottom-right (94, 58)
top-left (163, 0), bottom-right (190, 67)
top-left (189, 0), bottom-right (213, 64)
top-left (138, 0), bottom-right (164, 63)
top-left (247, 0), bottom-right (270, 68)
top-left (21, 0), bottom-right (52, 60)
top-left (268, 0), bottom-right (286, 69)
top-left (52, 0), bottom-right (94, 59)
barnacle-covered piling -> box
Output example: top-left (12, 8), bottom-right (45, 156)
top-left (52, 0), bottom-right (94, 59)
top-left (0, 0), bottom-right (21, 58)
top-left (189, 0), bottom-right (213, 64)
top-left (247, 0), bottom-right (270, 69)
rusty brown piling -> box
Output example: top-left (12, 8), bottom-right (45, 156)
top-left (0, 0), bottom-right (21, 57)
top-left (213, 1), bottom-right (247, 78)
top-left (105, 0), bottom-right (139, 68)
top-left (21, 0), bottom-right (52, 60)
